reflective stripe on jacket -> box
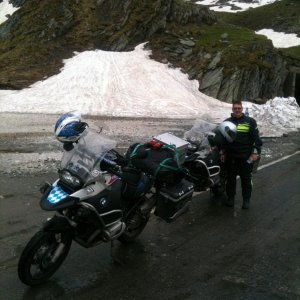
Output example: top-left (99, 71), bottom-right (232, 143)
top-left (225, 114), bottom-right (262, 159)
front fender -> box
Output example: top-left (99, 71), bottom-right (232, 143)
top-left (43, 216), bottom-right (74, 235)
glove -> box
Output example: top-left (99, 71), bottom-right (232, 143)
top-left (249, 153), bottom-right (258, 162)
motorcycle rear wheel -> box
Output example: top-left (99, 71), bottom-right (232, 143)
top-left (18, 230), bottom-right (72, 286)
top-left (118, 212), bottom-right (149, 243)
top-left (211, 185), bottom-right (225, 197)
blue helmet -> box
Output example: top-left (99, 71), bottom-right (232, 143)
top-left (54, 112), bottom-right (87, 142)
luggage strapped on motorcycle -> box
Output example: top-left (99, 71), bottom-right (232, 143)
top-left (127, 142), bottom-right (182, 182)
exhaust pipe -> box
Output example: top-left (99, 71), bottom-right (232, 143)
top-left (103, 222), bottom-right (126, 241)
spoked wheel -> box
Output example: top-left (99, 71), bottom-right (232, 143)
top-left (18, 230), bottom-right (72, 286)
top-left (118, 211), bottom-right (149, 243)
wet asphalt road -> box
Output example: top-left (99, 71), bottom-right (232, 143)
top-left (0, 152), bottom-right (300, 300)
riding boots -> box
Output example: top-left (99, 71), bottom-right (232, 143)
top-left (225, 196), bottom-right (235, 207)
top-left (242, 198), bottom-right (250, 209)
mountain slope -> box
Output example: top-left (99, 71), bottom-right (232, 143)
top-left (0, 0), bottom-right (215, 88)
top-left (216, 0), bottom-right (300, 36)
top-left (216, 0), bottom-right (300, 61)
top-left (0, 0), bottom-right (299, 103)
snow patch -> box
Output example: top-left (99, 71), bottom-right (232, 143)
top-left (0, 0), bottom-right (19, 24)
top-left (255, 29), bottom-right (300, 48)
top-left (196, 0), bottom-right (279, 13)
top-left (243, 97), bottom-right (300, 137)
top-left (0, 44), bottom-right (229, 120)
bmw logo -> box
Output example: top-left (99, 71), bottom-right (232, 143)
top-left (99, 198), bottom-right (108, 207)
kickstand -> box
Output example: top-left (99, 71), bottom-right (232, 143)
top-left (110, 240), bottom-right (124, 266)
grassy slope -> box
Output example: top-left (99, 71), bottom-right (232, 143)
top-left (150, 19), bottom-right (275, 77)
top-left (191, 23), bottom-right (272, 70)
top-left (0, 0), bottom-right (171, 88)
top-left (0, 0), bottom-right (86, 87)
top-left (215, 0), bottom-right (300, 61)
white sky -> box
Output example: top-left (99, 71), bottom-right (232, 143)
top-left (0, 0), bottom-right (19, 24)
top-left (0, 0), bottom-right (299, 138)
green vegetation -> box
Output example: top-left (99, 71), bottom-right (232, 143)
top-left (150, 21), bottom-right (274, 75)
top-left (192, 24), bottom-right (266, 46)
top-left (191, 23), bottom-right (274, 69)
top-left (282, 46), bottom-right (300, 61)
top-left (0, 0), bottom-right (170, 88)
top-left (215, 0), bottom-right (300, 61)
top-left (216, 0), bottom-right (300, 32)
top-left (107, 0), bottom-right (164, 44)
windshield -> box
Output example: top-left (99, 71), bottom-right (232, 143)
top-left (60, 128), bottom-right (117, 183)
top-left (184, 119), bottom-right (217, 143)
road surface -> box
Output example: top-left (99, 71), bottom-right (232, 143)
top-left (0, 152), bottom-right (299, 300)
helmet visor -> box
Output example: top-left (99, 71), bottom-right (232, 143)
top-left (225, 126), bottom-right (237, 141)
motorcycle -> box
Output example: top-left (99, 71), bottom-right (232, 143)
top-left (182, 119), bottom-right (227, 196)
top-left (182, 116), bottom-right (263, 195)
top-left (183, 139), bottom-right (225, 196)
top-left (18, 128), bottom-right (194, 286)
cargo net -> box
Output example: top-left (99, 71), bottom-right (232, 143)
top-left (126, 140), bottom-right (183, 185)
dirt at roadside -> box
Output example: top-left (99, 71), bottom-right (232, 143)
top-left (0, 113), bottom-right (299, 177)
top-left (0, 114), bottom-right (195, 176)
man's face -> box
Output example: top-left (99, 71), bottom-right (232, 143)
top-left (232, 104), bottom-right (243, 118)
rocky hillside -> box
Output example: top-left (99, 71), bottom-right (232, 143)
top-left (216, 0), bottom-right (300, 71)
top-left (0, 0), bottom-right (299, 103)
top-left (217, 0), bottom-right (300, 36)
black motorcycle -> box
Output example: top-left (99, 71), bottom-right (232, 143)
top-left (18, 129), bottom-right (194, 286)
top-left (183, 136), bottom-right (225, 196)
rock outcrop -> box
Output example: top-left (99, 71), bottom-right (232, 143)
top-left (198, 50), bottom-right (289, 103)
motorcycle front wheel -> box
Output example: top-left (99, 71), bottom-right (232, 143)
top-left (18, 230), bottom-right (72, 286)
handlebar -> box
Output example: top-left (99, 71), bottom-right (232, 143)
top-left (102, 156), bottom-right (117, 166)
top-left (107, 166), bottom-right (123, 179)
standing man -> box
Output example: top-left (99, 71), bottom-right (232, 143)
top-left (222, 101), bottom-right (262, 209)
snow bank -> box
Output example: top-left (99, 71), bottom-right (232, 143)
top-left (185, 98), bottom-right (300, 139)
top-left (0, 44), bottom-right (229, 120)
top-left (0, 0), bottom-right (19, 24)
top-left (196, 0), bottom-right (279, 13)
top-left (244, 97), bottom-right (300, 137)
top-left (255, 29), bottom-right (300, 48)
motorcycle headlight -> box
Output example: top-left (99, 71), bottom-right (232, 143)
top-left (59, 170), bottom-right (81, 187)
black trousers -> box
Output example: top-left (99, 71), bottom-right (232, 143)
top-left (225, 157), bottom-right (253, 200)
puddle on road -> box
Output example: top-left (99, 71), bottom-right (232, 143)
top-left (0, 194), bottom-right (14, 199)
top-left (22, 281), bottom-right (66, 300)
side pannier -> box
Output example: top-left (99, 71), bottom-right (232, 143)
top-left (154, 179), bottom-right (194, 222)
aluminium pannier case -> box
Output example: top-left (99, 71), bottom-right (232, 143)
top-left (154, 179), bottom-right (194, 223)
top-left (153, 132), bottom-right (189, 165)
